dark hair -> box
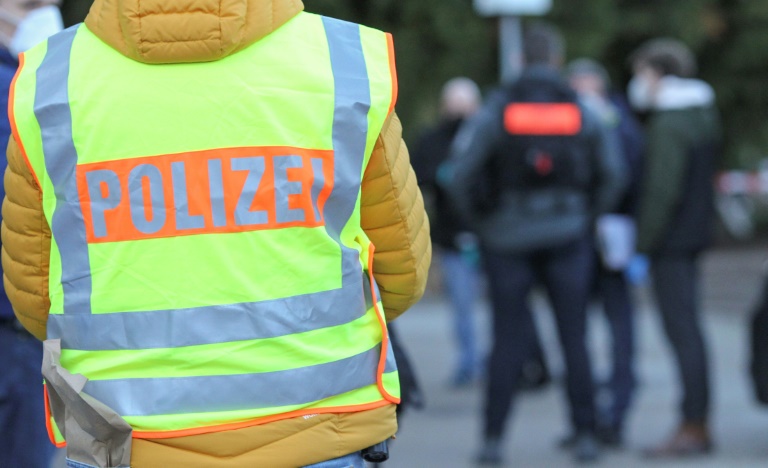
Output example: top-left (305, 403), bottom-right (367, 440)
top-left (524, 23), bottom-right (564, 66)
top-left (630, 38), bottom-right (697, 78)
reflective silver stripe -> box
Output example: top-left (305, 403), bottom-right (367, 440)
top-left (310, 158), bottom-right (325, 222)
top-left (83, 344), bottom-right (397, 417)
top-left (48, 271), bottom-right (369, 351)
top-left (232, 156), bottom-right (268, 226)
top-left (85, 169), bottom-right (121, 239)
top-left (322, 16), bottom-right (370, 243)
top-left (321, 18), bottom-right (382, 375)
top-left (128, 163), bottom-right (166, 234)
top-left (323, 16), bottom-right (398, 383)
top-left (171, 161), bottom-right (205, 230)
top-left (274, 155), bottom-right (306, 223)
top-left (208, 158), bottom-right (227, 228)
top-left (35, 25), bottom-right (92, 315)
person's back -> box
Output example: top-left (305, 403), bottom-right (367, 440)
top-left (1, 1), bottom-right (431, 467)
top-left (444, 23), bottom-right (626, 465)
top-left (447, 67), bottom-right (625, 254)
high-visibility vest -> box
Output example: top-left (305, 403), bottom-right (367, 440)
top-left (11, 12), bottom-right (400, 444)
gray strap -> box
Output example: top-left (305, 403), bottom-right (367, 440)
top-left (42, 339), bottom-right (132, 468)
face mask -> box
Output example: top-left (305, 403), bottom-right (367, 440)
top-left (627, 75), bottom-right (655, 111)
top-left (5, 5), bottom-right (63, 57)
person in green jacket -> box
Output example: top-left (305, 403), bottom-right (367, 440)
top-left (628, 38), bottom-right (722, 458)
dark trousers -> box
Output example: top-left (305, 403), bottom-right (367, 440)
top-left (482, 238), bottom-right (597, 438)
top-left (0, 323), bottom-right (56, 468)
top-left (651, 253), bottom-right (710, 423)
top-left (594, 266), bottom-right (635, 428)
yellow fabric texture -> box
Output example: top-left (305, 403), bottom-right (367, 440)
top-left (130, 405), bottom-right (396, 468)
top-left (363, 113), bottom-right (431, 321)
top-left (84, 0), bottom-right (306, 64)
top-left (2, 0), bottom-right (430, 464)
top-left (2, 138), bottom-right (50, 340)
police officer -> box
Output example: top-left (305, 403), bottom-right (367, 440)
top-left (1, 1), bottom-right (431, 467)
top-left (444, 23), bottom-right (626, 464)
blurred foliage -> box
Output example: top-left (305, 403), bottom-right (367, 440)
top-left (61, 0), bottom-right (768, 169)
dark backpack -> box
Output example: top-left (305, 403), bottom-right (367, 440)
top-left (482, 79), bottom-right (592, 203)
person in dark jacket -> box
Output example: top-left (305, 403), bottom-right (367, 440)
top-left (566, 58), bottom-right (645, 447)
top-left (628, 38), bottom-right (722, 458)
top-left (411, 77), bottom-right (484, 387)
top-left (0, 1), bottom-right (62, 466)
top-left (444, 24), bottom-right (626, 465)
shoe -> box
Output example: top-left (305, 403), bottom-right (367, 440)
top-left (557, 432), bottom-right (578, 449)
top-left (643, 423), bottom-right (713, 458)
top-left (595, 423), bottom-right (623, 448)
top-left (557, 432), bottom-right (600, 463)
top-left (475, 437), bottom-right (503, 466)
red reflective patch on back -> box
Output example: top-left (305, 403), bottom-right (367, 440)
top-left (533, 152), bottom-right (554, 175)
top-left (504, 103), bottom-right (582, 136)
top-left (76, 146), bottom-right (335, 244)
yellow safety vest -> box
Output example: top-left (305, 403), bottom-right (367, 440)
top-left (11, 12), bottom-right (400, 443)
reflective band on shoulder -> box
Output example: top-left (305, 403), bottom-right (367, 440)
top-left (320, 17), bottom-right (374, 347)
top-left (48, 271), bottom-right (370, 351)
top-left (83, 344), bottom-right (396, 417)
top-left (35, 25), bottom-right (92, 315)
top-left (322, 16), bottom-right (370, 242)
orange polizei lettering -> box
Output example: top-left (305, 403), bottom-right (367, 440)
top-left (76, 147), bottom-right (335, 243)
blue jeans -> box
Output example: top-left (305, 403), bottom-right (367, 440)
top-left (0, 324), bottom-right (56, 468)
top-left (482, 238), bottom-right (597, 437)
top-left (302, 451), bottom-right (366, 468)
top-left (440, 249), bottom-right (480, 378)
top-left (594, 265), bottom-right (635, 428)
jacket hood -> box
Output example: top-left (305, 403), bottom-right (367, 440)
top-left (84, 0), bottom-right (304, 64)
top-left (655, 76), bottom-right (715, 111)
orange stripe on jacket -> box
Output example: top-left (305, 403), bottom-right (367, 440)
top-left (385, 33), bottom-right (398, 116)
top-left (504, 103), bottom-right (582, 136)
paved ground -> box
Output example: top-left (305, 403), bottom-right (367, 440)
top-left (387, 245), bottom-right (768, 467)
top-left (51, 245), bottom-right (768, 467)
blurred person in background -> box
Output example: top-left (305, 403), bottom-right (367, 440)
top-left (444, 23), bottom-right (626, 465)
top-left (411, 77), bottom-right (484, 388)
top-left (2, 0), bottom-right (431, 467)
top-left (0, 1), bottom-right (62, 467)
top-left (566, 58), bottom-right (645, 447)
top-left (628, 38), bottom-right (721, 458)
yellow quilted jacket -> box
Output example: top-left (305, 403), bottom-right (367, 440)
top-left (1, 0), bottom-right (431, 466)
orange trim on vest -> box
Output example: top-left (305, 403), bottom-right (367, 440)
top-left (43, 384), bottom-right (67, 448)
top-left (367, 243), bottom-right (401, 404)
top-left (132, 400), bottom-right (394, 440)
top-left (8, 53), bottom-right (41, 189)
top-left (385, 33), bottom-right (398, 116)
top-left (504, 103), bottom-right (582, 136)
